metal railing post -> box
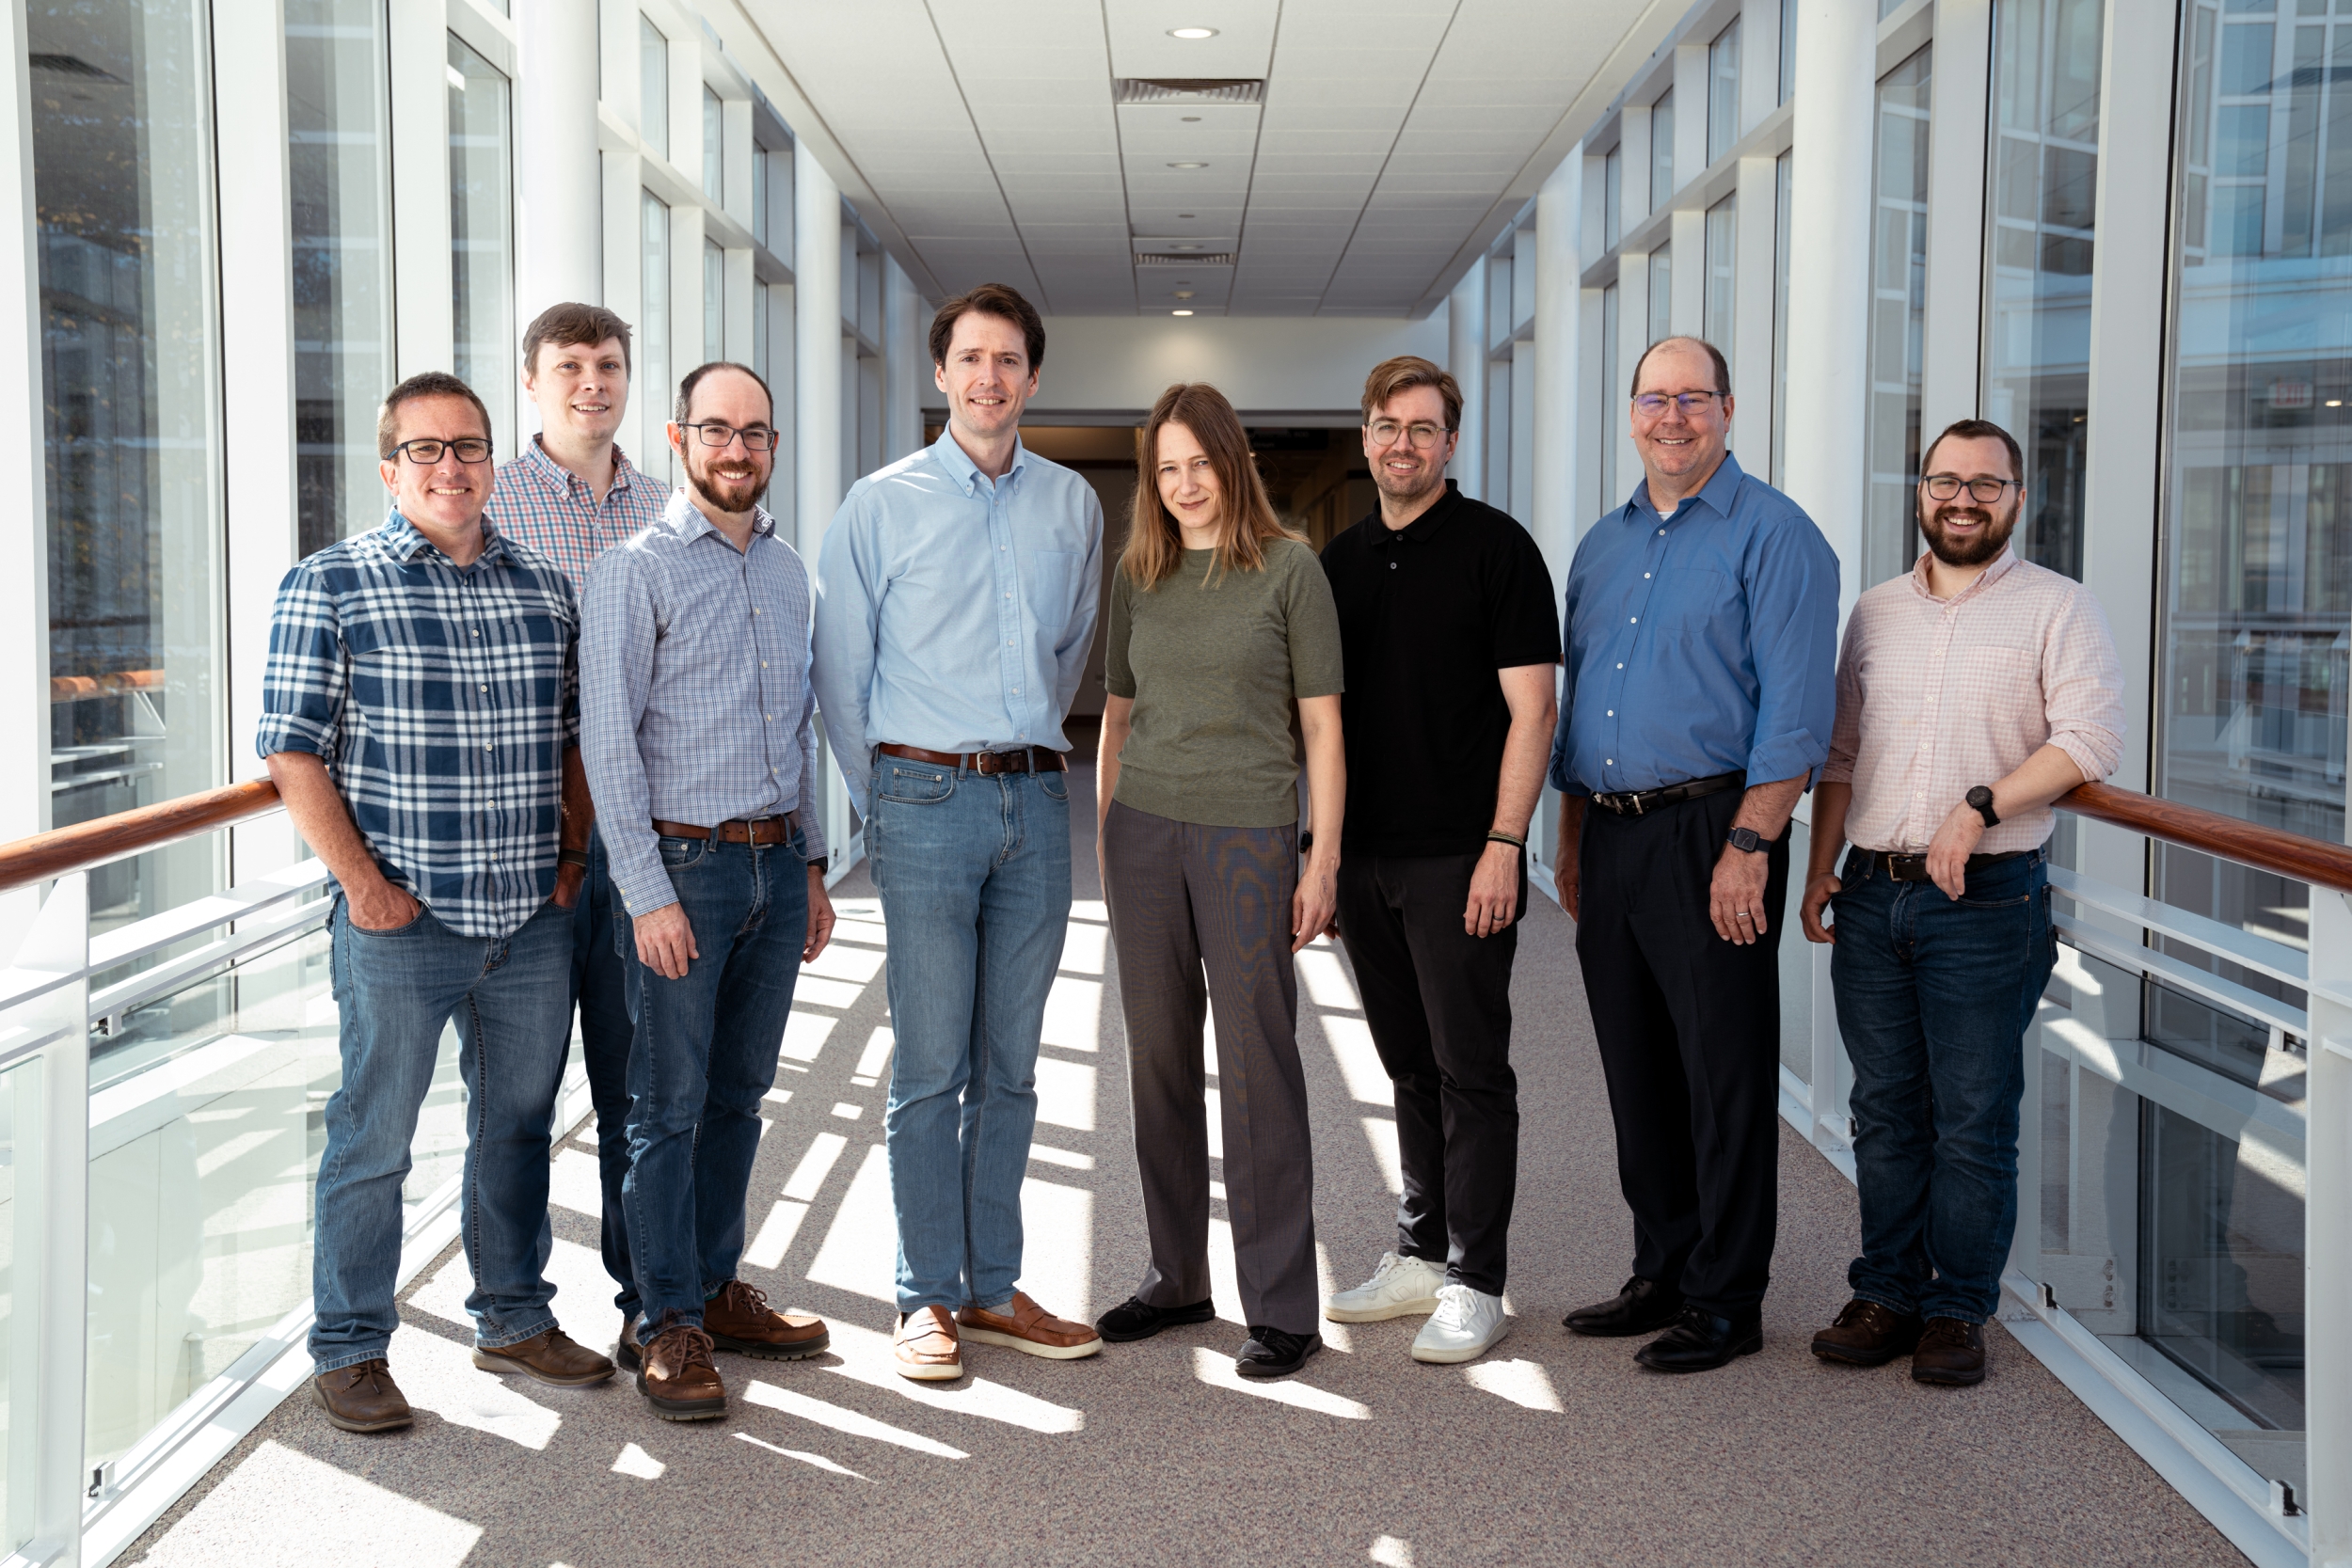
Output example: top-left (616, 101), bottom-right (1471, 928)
top-left (2306, 885), bottom-right (2352, 1566)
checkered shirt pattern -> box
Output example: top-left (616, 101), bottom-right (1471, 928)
top-left (255, 511), bottom-right (581, 940)
top-left (1823, 546), bottom-right (2126, 855)
top-left (581, 489), bottom-right (829, 918)
top-left (488, 436), bottom-right (670, 592)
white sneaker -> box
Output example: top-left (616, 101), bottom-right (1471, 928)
top-left (1410, 1283), bottom-right (1509, 1364)
top-left (1324, 1251), bottom-right (1447, 1323)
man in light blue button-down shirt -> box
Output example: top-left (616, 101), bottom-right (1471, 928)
top-left (812, 284), bottom-right (1104, 1379)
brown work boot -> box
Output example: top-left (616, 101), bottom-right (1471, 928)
top-left (471, 1326), bottom-right (616, 1387)
top-left (1809, 1299), bottom-right (1924, 1368)
top-left (894, 1305), bottom-right (964, 1382)
top-left (312, 1359), bottom-right (413, 1433)
top-left (638, 1319), bottom-right (726, 1419)
top-left (703, 1279), bottom-right (832, 1360)
top-left (1912, 1317), bottom-right (1989, 1386)
top-left (957, 1291), bottom-right (1103, 1360)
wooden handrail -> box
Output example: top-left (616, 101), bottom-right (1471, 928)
top-left (2058, 779), bottom-right (2352, 896)
top-left (0, 779), bottom-right (282, 895)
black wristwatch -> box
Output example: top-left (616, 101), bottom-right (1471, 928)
top-left (1725, 826), bottom-right (1772, 854)
top-left (1966, 784), bottom-right (2000, 829)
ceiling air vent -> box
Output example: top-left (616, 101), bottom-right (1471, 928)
top-left (1114, 78), bottom-right (1264, 105)
top-left (1136, 251), bottom-right (1236, 267)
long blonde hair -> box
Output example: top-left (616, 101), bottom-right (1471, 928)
top-left (1120, 382), bottom-right (1301, 589)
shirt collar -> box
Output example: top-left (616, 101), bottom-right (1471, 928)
top-left (1374, 479), bottom-right (1465, 546)
top-left (524, 433), bottom-right (646, 499)
top-left (663, 485), bottom-right (775, 546)
top-left (1631, 449), bottom-right (1747, 526)
top-left (931, 424), bottom-right (1027, 497)
top-left (383, 507), bottom-right (507, 565)
top-left (1909, 541), bottom-right (2020, 604)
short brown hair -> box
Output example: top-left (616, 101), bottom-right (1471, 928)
top-left (1121, 382), bottom-right (1301, 590)
top-left (930, 283), bottom-right (1045, 372)
top-left (1920, 417), bottom-right (2026, 484)
top-left (520, 302), bottom-right (634, 377)
top-left (674, 360), bottom-right (774, 425)
top-left (1629, 335), bottom-right (1731, 397)
top-left (1359, 356), bottom-right (1462, 431)
top-left (376, 371), bottom-right (491, 459)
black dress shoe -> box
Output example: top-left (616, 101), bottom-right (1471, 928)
top-left (1095, 1294), bottom-right (1216, 1343)
top-left (1634, 1306), bottom-right (1763, 1371)
top-left (1564, 1275), bottom-right (1684, 1337)
top-left (1235, 1325), bottom-right (1322, 1378)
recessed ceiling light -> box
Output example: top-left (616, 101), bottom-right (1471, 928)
top-left (1167, 161), bottom-right (1208, 169)
top-left (1171, 309), bottom-right (1195, 316)
top-left (1181, 115), bottom-right (1202, 121)
top-left (1173, 243), bottom-right (1201, 250)
top-left (1168, 26), bottom-right (1217, 39)
top-left (1174, 290), bottom-right (1195, 299)
top-left (2331, 399), bottom-right (2344, 407)
top-left (1179, 213), bottom-right (1196, 219)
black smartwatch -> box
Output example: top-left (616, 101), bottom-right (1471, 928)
top-left (1966, 784), bottom-right (2000, 829)
top-left (1725, 826), bottom-right (1772, 854)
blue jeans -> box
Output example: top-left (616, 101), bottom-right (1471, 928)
top-left (571, 825), bottom-right (640, 1319)
top-left (1830, 847), bottom-right (2056, 1323)
top-left (867, 759), bottom-right (1071, 1314)
top-left (619, 829), bottom-right (809, 1330)
top-left (311, 895), bottom-right (575, 1373)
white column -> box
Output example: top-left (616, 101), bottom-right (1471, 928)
top-left (513, 0), bottom-right (602, 323)
top-left (794, 143), bottom-right (842, 560)
top-left (1531, 154), bottom-right (1581, 581)
top-left (1917, 0), bottom-right (1993, 442)
top-left (389, 0), bottom-right (453, 375)
top-left (1448, 261), bottom-right (1486, 500)
top-left (1732, 155), bottom-right (1778, 471)
top-left (884, 255), bottom-right (923, 465)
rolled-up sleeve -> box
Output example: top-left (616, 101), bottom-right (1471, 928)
top-left (1820, 612), bottom-right (1867, 786)
top-left (1740, 516), bottom-right (1841, 787)
top-left (811, 491), bottom-right (883, 806)
top-left (580, 548), bottom-right (673, 916)
top-left (256, 561), bottom-right (346, 762)
top-left (2042, 585), bottom-right (2127, 784)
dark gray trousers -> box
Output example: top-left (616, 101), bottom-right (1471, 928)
top-left (1102, 800), bottom-right (1320, 1336)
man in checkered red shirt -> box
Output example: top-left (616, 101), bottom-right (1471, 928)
top-left (1799, 417), bottom-right (2125, 1387)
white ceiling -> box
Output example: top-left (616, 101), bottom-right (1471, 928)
top-left (747, 0), bottom-right (1664, 317)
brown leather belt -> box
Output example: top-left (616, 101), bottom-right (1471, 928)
top-left (876, 742), bottom-right (1068, 775)
top-left (1876, 847), bottom-right (2035, 883)
top-left (651, 813), bottom-right (799, 845)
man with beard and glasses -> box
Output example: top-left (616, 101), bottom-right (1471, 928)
top-left (1316, 356), bottom-right (1559, 1366)
top-left (1799, 417), bottom-right (2122, 1386)
top-left (581, 361), bottom-right (837, 1419)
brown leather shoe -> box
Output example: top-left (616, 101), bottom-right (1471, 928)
top-left (616, 1313), bottom-right (643, 1371)
top-left (638, 1320), bottom-right (726, 1419)
top-left (1809, 1299), bottom-right (1924, 1367)
top-left (957, 1291), bottom-right (1103, 1360)
top-left (894, 1305), bottom-right (964, 1382)
top-left (703, 1279), bottom-right (831, 1360)
top-left (1912, 1317), bottom-right (1988, 1386)
top-left (312, 1359), bottom-right (413, 1433)
top-left (471, 1326), bottom-right (616, 1386)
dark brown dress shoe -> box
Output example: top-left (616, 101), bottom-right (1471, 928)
top-left (1912, 1317), bottom-right (1988, 1386)
top-left (639, 1320), bottom-right (727, 1420)
top-left (1564, 1275), bottom-right (1684, 1337)
top-left (1810, 1299), bottom-right (1924, 1367)
top-left (1633, 1306), bottom-right (1763, 1372)
top-left (312, 1359), bottom-right (413, 1433)
top-left (472, 1326), bottom-right (616, 1386)
top-left (703, 1279), bottom-right (832, 1360)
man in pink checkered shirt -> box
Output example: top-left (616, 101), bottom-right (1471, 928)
top-left (1799, 417), bottom-right (2125, 1388)
top-left (489, 302), bottom-right (672, 1357)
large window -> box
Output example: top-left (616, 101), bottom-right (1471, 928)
top-left (1603, 144), bottom-right (1622, 250)
top-left (705, 237), bottom-right (724, 360)
top-left (642, 190), bottom-right (672, 477)
top-left (288, 0), bottom-right (391, 557)
top-left (703, 86), bottom-right (723, 203)
top-left (30, 0), bottom-right (227, 927)
top-left (1650, 90), bottom-right (1676, 211)
top-left (1601, 280), bottom-right (1621, 506)
top-left (1865, 48), bottom-right (1931, 588)
top-left (448, 36), bottom-right (514, 454)
top-left (1772, 150), bottom-right (1792, 484)
top-left (1705, 194), bottom-right (1736, 351)
top-left (1983, 0), bottom-right (2104, 579)
top-left (1647, 245), bottom-right (1672, 348)
top-left (1779, 0), bottom-right (1798, 103)
top-left (1708, 20), bottom-right (1741, 164)
top-left (640, 15), bottom-right (668, 161)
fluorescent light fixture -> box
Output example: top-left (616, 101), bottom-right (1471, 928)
top-left (1168, 26), bottom-right (1218, 39)
top-left (1171, 309), bottom-right (1195, 316)
top-left (1167, 161), bottom-right (1208, 169)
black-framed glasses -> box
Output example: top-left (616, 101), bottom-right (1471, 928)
top-left (678, 421), bottom-right (780, 451)
top-left (1631, 390), bottom-right (1724, 417)
top-left (387, 436), bottom-right (493, 465)
top-left (1366, 419), bottom-right (1450, 449)
top-left (1921, 474), bottom-right (2022, 502)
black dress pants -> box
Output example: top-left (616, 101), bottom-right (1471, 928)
top-left (1336, 849), bottom-right (1521, 1295)
top-left (1575, 785), bottom-right (1788, 1317)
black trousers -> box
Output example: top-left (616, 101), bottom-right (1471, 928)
top-left (1575, 785), bottom-right (1788, 1316)
top-left (1336, 849), bottom-right (1521, 1295)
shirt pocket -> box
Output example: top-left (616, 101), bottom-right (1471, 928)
top-left (1022, 550), bottom-right (1083, 632)
top-left (485, 612), bottom-right (570, 708)
top-left (1645, 567), bottom-right (1735, 640)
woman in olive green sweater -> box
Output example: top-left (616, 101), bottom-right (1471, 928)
top-left (1089, 381), bottom-right (1346, 1380)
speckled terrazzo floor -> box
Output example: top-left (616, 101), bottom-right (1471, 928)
top-left (125, 765), bottom-right (2247, 1568)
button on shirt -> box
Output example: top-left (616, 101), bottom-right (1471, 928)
top-left (1549, 451), bottom-right (1839, 797)
top-left (255, 511), bottom-right (580, 940)
top-left (489, 435), bottom-right (669, 593)
top-left (581, 490), bottom-right (829, 917)
top-left (811, 428), bottom-right (1104, 801)
top-left (1824, 546), bottom-right (2126, 854)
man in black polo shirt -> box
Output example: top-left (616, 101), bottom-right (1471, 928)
top-left (1318, 356), bottom-right (1562, 1366)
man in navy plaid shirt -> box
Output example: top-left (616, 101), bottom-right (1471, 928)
top-left (261, 371), bottom-right (617, 1435)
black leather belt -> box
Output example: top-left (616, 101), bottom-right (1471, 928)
top-left (1875, 847), bottom-right (2035, 883)
top-left (1588, 770), bottom-right (1744, 817)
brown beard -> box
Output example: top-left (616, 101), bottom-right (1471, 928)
top-left (688, 458), bottom-right (767, 516)
top-left (1920, 503), bottom-right (2017, 567)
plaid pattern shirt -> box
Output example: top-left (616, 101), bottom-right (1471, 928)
top-left (488, 436), bottom-right (669, 592)
top-left (256, 511), bottom-right (581, 940)
top-left (582, 490), bottom-right (828, 917)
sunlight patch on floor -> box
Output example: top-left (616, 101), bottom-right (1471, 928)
top-left (820, 1321), bottom-right (1086, 1433)
top-left (1187, 1346), bottom-right (1370, 1419)
top-left (742, 1380), bottom-right (970, 1459)
top-left (1463, 1356), bottom-right (1565, 1412)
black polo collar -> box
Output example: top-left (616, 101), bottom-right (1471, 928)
top-left (1371, 479), bottom-right (1466, 546)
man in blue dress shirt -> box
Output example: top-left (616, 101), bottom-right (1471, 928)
top-left (812, 284), bottom-right (1106, 1381)
top-left (1549, 336), bottom-right (1838, 1372)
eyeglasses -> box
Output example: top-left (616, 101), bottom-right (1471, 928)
top-left (387, 436), bottom-right (493, 465)
top-left (1631, 391), bottom-right (1724, 417)
top-left (1921, 474), bottom-right (2022, 502)
top-left (1367, 419), bottom-right (1450, 450)
top-left (678, 421), bottom-right (780, 451)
